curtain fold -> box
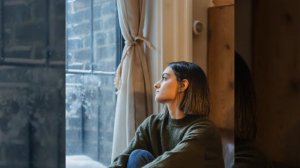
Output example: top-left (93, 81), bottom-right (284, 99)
top-left (111, 0), bottom-right (153, 161)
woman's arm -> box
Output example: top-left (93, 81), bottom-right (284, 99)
top-left (109, 118), bottom-right (152, 168)
top-left (143, 123), bottom-right (224, 168)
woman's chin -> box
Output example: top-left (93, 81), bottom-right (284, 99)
top-left (155, 97), bottom-right (162, 103)
top-left (155, 97), bottom-right (166, 104)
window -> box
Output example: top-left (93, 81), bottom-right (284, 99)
top-left (65, 0), bottom-right (122, 166)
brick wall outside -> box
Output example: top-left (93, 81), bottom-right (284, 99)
top-left (0, 0), bottom-right (65, 168)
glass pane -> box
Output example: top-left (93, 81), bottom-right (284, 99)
top-left (66, 0), bottom-right (92, 70)
top-left (92, 0), bottom-right (117, 165)
top-left (93, 0), bottom-right (117, 72)
top-left (66, 0), bottom-right (118, 167)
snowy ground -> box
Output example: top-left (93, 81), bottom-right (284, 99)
top-left (66, 155), bottom-right (107, 168)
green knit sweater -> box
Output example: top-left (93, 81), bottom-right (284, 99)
top-left (110, 112), bottom-right (224, 168)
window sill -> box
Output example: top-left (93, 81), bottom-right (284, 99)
top-left (66, 155), bottom-right (106, 168)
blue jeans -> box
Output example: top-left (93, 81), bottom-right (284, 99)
top-left (127, 149), bottom-right (155, 168)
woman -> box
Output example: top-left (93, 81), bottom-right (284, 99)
top-left (110, 61), bottom-right (224, 168)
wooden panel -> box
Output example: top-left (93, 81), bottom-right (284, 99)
top-left (213, 0), bottom-right (234, 6)
top-left (207, 5), bottom-right (234, 130)
top-left (253, 0), bottom-right (300, 166)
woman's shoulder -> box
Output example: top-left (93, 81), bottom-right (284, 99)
top-left (140, 112), bottom-right (167, 127)
top-left (189, 116), bottom-right (216, 128)
top-left (187, 117), bottom-right (221, 138)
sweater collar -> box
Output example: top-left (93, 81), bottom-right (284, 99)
top-left (168, 113), bottom-right (202, 127)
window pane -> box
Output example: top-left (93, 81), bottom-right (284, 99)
top-left (66, 0), bottom-right (92, 70)
top-left (66, 0), bottom-right (118, 166)
top-left (93, 0), bottom-right (117, 71)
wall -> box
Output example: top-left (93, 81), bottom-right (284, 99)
top-left (192, 0), bottom-right (213, 73)
top-left (235, 0), bottom-right (252, 66)
top-left (145, 0), bottom-right (212, 114)
top-left (0, 0), bottom-right (65, 167)
top-left (161, 0), bottom-right (193, 66)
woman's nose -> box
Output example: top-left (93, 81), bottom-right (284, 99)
top-left (154, 81), bottom-right (160, 89)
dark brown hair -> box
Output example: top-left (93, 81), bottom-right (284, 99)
top-left (168, 61), bottom-right (210, 117)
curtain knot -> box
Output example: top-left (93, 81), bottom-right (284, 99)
top-left (114, 36), bottom-right (155, 92)
top-left (125, 36), bottom-right (155, 49)
top-left (125, 40), bottom-right (138, 46)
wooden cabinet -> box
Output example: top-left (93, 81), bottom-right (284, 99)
top-left (207, 5), bottom-right (234, 131)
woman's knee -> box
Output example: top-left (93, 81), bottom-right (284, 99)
top-left (130, 149), bottom-right (154, 158)
top-left (127, 149), bottom-right (155, 168)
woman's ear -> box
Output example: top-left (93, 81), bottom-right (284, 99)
top-left (179, 79), bottom-right (189, 92)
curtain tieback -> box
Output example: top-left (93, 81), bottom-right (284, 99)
top-left (125, 36), bottom-right (155, 49)
top-left (114, 36), bottom-right (155, 92)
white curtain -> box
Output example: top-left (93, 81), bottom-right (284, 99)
top-left (111, 0), bottom-right (154, 161)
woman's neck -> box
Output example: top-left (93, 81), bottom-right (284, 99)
top-left (167, 102), bottom-right (185, 119)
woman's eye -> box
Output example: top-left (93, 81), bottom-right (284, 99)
top-left (162, 77), bottom-right (167, 80)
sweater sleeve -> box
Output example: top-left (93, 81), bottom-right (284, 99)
top-left (109, 117), bottom-right (151, 168)
top-left (143, 123), bottom-right (224, 168)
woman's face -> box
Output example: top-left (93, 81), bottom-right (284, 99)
top-left (154, 67), bottom-right (180, 103)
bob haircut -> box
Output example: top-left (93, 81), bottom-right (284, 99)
top-left (167, 61), bottom-right (210, 117)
